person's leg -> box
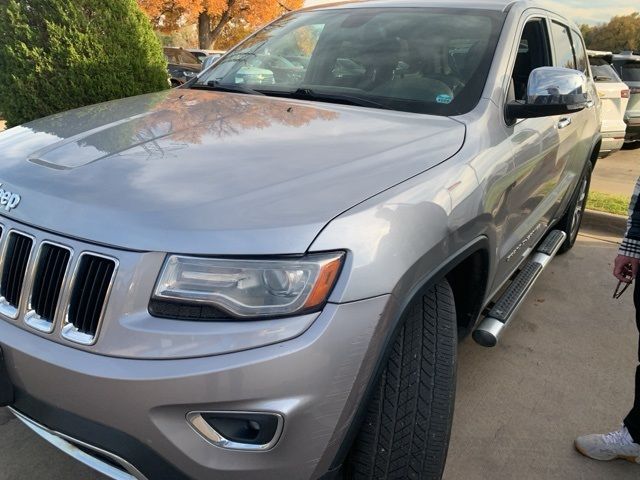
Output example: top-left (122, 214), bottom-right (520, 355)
top-left (575, 279), bottom-right (640, 462)
top-left (623, 279), bottom-right (640, 442)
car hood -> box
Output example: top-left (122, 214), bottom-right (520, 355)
top-left (0, 89), bottom-right (465, 254)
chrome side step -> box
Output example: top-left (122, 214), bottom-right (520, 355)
top-left (8, 407), bottom-right (147, 480)
top-left (473, 230), bottom-right (566, 347)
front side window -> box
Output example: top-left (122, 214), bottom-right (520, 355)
top-left (510, 19), bottom-right (552, 101)
top-left (194, 8), bottom-right (506, 115)
top-left (550, 21), bottom-right (576, 69)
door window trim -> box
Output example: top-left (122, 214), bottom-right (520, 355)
top-left (569, 29), bottom-right (590, 77)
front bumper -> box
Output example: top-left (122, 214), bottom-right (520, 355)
top-left (9, 407), bottom-right (146, 480)
top-left (1, 294), bottom-right (390, 480)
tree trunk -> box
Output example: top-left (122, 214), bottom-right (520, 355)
top-left (197, 0), bottom-right (237, 49)
top-left (198, 13), bottom-right (212, 49)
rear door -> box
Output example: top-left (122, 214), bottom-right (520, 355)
top-left (545, 22), bottom-right (595, 217)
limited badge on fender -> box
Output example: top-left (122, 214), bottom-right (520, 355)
top-left (0, 183), bottom-right (21, 211)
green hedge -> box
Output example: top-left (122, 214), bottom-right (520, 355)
top-left (0, 0), bottom-right (168, 127)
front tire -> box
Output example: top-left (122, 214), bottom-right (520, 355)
top-left (346, 279), bottom-right (457, 480)
top-left (556, 161), bottom-right (593, 254)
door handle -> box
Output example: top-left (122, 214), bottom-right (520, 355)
top-left (557, 117), bottom-right (572, 129)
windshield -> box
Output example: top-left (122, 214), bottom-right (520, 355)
top-left (194, 8), bottom-right (505, 115)
top-left (614, 60), bottom-right (640, 82)
top-left (589, 58), bottom-right (622, 82)
top-left (164, 48), bottom-right (200, 65)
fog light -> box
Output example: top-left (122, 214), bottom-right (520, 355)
top-left (187, 411), bottom-right (283, 451)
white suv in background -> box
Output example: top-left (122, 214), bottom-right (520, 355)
top-left (613, 52), bottom-right (640, 143)
top-left (588, 50), bottom-right (629, 156)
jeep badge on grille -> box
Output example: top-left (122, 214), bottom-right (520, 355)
top-left (0, 184), bottom-right (21, 211)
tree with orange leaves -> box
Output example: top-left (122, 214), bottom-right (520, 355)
top-left (137, 0), bottom-right (303, 49)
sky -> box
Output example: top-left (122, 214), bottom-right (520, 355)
top-left (303, 0), bottom-right (637, 26)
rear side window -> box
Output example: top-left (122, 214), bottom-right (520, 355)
top-left (550, 21), bottom-right (575, 69)
top-left (570, 30), bottom-right (588, 73)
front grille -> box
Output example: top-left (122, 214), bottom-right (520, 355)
top-left (66, 254), bottom-right (116, 341)
top-left (0, 232), bottom-right (33, 311)
top-left (0, 222), bottom-right (118, 345)
top-left (30, 243), bottom-right (71, 323)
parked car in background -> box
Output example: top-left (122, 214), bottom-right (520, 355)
top-left (612, 52), bottom-right (640, 143)
top-left (0, 1), bottom-right (600, 479)
top-left (187, 48), bottom-right (226, 63)
top-left (163, 47), bottom-right (201, 87)
top-left (588, 50), bottom-right (629, 156)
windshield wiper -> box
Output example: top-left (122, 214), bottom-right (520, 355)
top-left (286, 88), bottom-right (391, 110)
top-left (190, 80), bottom-right (264, 96)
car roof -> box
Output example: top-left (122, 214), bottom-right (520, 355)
top-left (303, 0), bottom-right (554, 13)
top-left (301, 0), bottom-right (579, 29)
top-left (612, 53), bottom-right (640, 62)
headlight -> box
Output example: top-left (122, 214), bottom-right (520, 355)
top-left (152, 252), bottom-right (344, 318)
top-left (182, 70), bottom-right (196, 77)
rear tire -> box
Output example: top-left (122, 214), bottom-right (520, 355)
top-left (346, 279), bottom-right (457, 480)
top-left (556, 161), bottom-right (592, 254)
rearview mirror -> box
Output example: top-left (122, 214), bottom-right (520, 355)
top-left (506, 67), bottom-right (590, 121)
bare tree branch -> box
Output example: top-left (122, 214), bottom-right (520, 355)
top-left (277, 1), bottom-right (293, 11)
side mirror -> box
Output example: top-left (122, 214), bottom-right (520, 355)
top-left (506, 67), bottom-right (590, 121)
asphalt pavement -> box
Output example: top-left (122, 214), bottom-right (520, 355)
top-left (443, 223), bottom-right (638, 479)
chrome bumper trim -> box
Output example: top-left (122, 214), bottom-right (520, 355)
top-left (187, 410), bottom-right (284, 451)
top-left (8, 407), bottom-right (147, 480)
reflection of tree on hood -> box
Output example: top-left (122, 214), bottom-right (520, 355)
top-left (22, 89), bottom-right (338, 158)
top-left (137, 90), bottom-right (339, 144)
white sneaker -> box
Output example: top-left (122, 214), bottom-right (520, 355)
top-left (575, 425), bottom-right (640, 463)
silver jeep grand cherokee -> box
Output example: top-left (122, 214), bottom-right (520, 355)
top-left (0, 1), bottom-right (600, 479)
